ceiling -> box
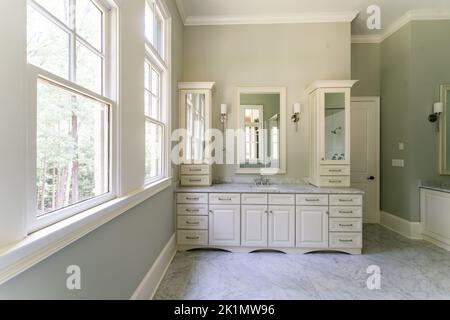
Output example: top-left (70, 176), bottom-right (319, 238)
top-left (176, 0), bottom-right (450, 39)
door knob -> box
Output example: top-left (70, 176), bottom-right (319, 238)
top-left (367, 176), bottom-right (375, 181)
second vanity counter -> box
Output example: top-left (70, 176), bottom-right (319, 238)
top-left (175, 183), bottom-right (364, 255)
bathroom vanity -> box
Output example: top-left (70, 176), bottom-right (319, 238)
top-left (175, 184), bottom-right (364, 254)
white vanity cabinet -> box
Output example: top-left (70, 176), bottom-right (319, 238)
top-left (306, 80), bottom-right (358, 187)
top-left (179, 82), bottom-right (215, 186)
top-left (176, 189), bottom-right (363, 254)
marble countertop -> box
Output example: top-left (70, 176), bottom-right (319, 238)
top-left (420, 181), bottom-right (450, 193)
top-left (175, 183), bottom-right (364, 194)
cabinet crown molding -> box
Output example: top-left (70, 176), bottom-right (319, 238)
top-left (306, 80), bottom-right (359, 94)
top-left (178, 82), bottom-right (216, 90)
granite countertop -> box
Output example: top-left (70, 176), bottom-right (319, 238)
top-left (175, 183), bottom-right (364, 194)
top-left (420, 181), bottom-right (450, 193)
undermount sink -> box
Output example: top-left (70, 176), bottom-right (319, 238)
top-left (249, 185), bottom-right (280, 191)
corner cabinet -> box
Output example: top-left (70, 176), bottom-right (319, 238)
top-left (307, 80), bottom-right (358, 188)
top-left (179, 82), bottom-right (215, 186)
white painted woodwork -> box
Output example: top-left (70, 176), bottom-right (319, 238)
top-left (209, 193), bottom-right (241, 205)
top-left (180, 164), bottom-right (211, 175)
top-left (330, 194), bottom-right (363, 206)
top-left (421, 188), bottom-right (450, 250)
top-left (241, 193), bottom-right (268, 205)
top-left (329, 218), bottom-right (362, 232)
top-left (329, 232), bottom-right (362, 248)
top-left (177, 230), bottom-right (208, 245)
top-left (177, 204), bottom-right (209, 216)
top-left (320, 165), bottom-right (350, 176)
top-left (177, 216), bottom-right (208, 230)
top-left (296, 194), bottom-right (329, 206)
top-left (241, 205), bottom-right (268, 247)
top-left (351, 97), bottom-right (380, 223)
top-left (209, 205), bottom-right (241, 246)
top-left (180, 175), bottom-right (212, 186)
top-left (268, 206), bottom-right (295, 248)
top-left (268, 194), bottom-right (295, 205)
top-left (319, 177), bottom-right (351, 187)
top-left (329, 206), bottom-right (363, 218)
top-left (177, 193), bottom-right (208, 204)
top-left (296, 206), bottom-right (329, 248)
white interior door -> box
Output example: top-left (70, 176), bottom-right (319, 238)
top-left (350, 97), bottom-right (380, 223)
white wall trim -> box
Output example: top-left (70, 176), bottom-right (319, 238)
top-left (182, 11), bottom-right (359, 26)
top-left (380, 211), bottom-right (422, 240)
top-left (175, 0), bottom-right (187, 23)
top-left (131, 234), bottom-right (176, 300)
top-left (352, 9), bottom-right (450, 43)
top-left (0, 178), bottom-right (172, 286)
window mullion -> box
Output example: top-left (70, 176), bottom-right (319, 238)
top-left (69, 0), bottom-right (76, 83)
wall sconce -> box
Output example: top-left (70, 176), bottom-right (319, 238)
top-left (429, 102), bottom-right (443, 130)
top-left (291, 102), bottom-right (301, 131)
top-left (220, 103), bottom-right (227, 125)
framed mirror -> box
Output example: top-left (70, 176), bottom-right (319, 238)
top-left (439, 84), bottom-right (450, 175)
top-left (236, 87), bottom-right (286, 174)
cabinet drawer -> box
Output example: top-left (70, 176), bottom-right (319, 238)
top-left (242, 193), bottom-right (267, 205)
top-left (319, 177), bottom-right (351, 187)
top-left (177, 230), bottom-right (208, 245)
top-left (177, 204), bottom-right (208, 216)
top-left (269, 194), bottom-right (295, 205)
top-left (177, 193), bottom-right (208, 204)
top-left (320, 165), bottom-right (350, 176)
top-left (209, 193), bottom-right (240, 205)
top-left (181, 165), bottom-right (210, 175)
top-left (330, 194), bottom-right (363, 206)
top-left (177, 216), bottom-right (208, 230)
top-left (180, 175), bottom-right (211, 186)
top-left (329, 218), bottom-right (362, 232)
top-left (296, 194), bottom-right (328, 206)
top-left (329, 206), bottom-right (362, 218)
top-left (329, 232), bottom-right (362, 248)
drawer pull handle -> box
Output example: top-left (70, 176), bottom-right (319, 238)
top-left (339, 239), bottom-right (353, 243)
top-left (218, 197), bottom-right (232, 201)
top-left (339, 224), bottom-right (354, 227)
top-left (305, 199), bottom-right (320, 202)
top-left (329, 169), bottom-right (342, 172)
top-left (190, 169), bottom-right (202, 172)
top-left (339, 199), bottom-right (353, 202)
top-left (186, 221), bottom-right (200, 225)
top-left (186, 236), bottom-right (200, 240)
top-left (186, 209), bottom-right (200, 213)
top-left (186, 197), bottom-right (200, 201)
top-left (329, 180), bottom-right (342, 183)
top-left (339, 211), bottom-right (353, 214)
top-left (189, 179), bottom-right (202, 182)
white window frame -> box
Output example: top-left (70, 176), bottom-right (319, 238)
top-left (144, 0), bottom-right (172, 186)
top-left (26, 0), bottom-right (118, 233)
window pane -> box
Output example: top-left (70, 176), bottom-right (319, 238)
top-left (155, 12), bottom-right (163, 56)
top-left (76, 0), bottom-right (103, 51)
top-left (144, 62), bottom-right (151, 90)
top-left (34, 0), bottom-right (70, 25)
top-left (76, 42), bottom-right (103, 94)
top-left (36, 79), bottom-right (109, 216)
top-left (145, 122), bottom-right (163, 179)
top-left (145, 1), bottom-right (155, 45)
top-left (151, 68), bottom-right (159, 96)
top-left (28, 5), bottom-right (70, 79)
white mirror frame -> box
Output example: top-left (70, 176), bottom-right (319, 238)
top-left (236, 87), bottom-right (287, 175)
top-left (439, 84), bottom-right (450, 175)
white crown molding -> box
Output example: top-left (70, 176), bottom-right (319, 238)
top-left (352, 9), bottom-right (450, 44)
top-left (175, 0), bottom-right (187, 23)
top-left (183, 11), bottom-right (359, 26)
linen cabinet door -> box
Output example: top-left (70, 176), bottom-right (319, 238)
top-left (241, 205), bottom-right (268, 247)
top-left (209, 205), bottom-right (240, 246)
top-left (296, 206), bottom-right (329, 248)
top-left (268, 206), bottom-right (295, 248)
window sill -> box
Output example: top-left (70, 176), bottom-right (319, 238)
top-left (0, 177), bottom-right (172, 285)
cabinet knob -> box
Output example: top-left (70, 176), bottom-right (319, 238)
top-left (367, 176), bottom-right (375, 181)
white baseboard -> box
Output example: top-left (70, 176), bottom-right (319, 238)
top-left (380, 211), bottom-right (422, 240)
top-left (131, 234), bottom-right (176, 300)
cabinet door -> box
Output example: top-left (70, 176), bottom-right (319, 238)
top-left (241, 205), bottom-right (268, 247)
top-left (296, 206), bottom-right (329, 248)
top-left (209, 205), bottom-right (240, 246)
top-left (268, 206), bottom-right (295, 248)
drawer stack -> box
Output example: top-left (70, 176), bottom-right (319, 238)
top-left (180, 165), bottom-right (212, 186)
top-left (176, 193), bottom-right (209, 245)
top-left (319, 165), bottom-right (351, 187)
top-left (328, 194), bottom-right (363, 249)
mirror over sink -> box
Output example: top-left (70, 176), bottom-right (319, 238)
top-left (236, 87), bottom-right (287, 175)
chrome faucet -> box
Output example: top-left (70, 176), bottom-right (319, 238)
top-left (254, 177), bottom-right (271, 186)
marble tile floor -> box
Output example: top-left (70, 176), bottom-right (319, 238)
top-left (154, 225), bottom-right (450, 300)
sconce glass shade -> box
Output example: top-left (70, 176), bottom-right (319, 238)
top-left (293, 102), bottom-right (301, 114)
top-left (434, 102), bottom-right (444, 114)
top-left (221, 104), bottom-right (227, 115)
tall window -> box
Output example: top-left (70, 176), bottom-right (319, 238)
top-left (145, 0), bottom-right (170, 183)
top-left (27, 0), bottom-right (115, 231)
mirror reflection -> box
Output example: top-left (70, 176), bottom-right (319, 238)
top-left (324, 92), bottom-right (346, 161)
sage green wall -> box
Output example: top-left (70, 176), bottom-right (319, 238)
top-left (184, 23), bottom-right (351, 180)
top-left (380, 20), bottom-right (450, 222)
top-left (351, 43), bottom-right (380, 96)
top-left (0, 0), bottom-right (183, 299)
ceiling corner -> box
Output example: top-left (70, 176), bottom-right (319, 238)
top-left (175, 0), bottom-right (187, 24)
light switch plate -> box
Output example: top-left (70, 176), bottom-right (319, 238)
top-left (399, 143), bottom-right (404, 151)
top-left (392, 159), bottom-right (404, 167)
